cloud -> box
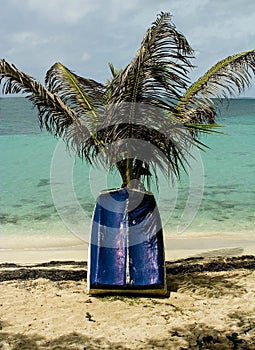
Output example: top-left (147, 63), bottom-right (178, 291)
top-left (9, 0), bottom-right (100, 24)
top-left (1, 0), bottom-right (255, 96)
top-left (10, 31), bottom-right (51, 46)
top-left (162, 0), bottom-right (255, 85)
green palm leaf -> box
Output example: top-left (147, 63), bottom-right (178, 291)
top-left (45, 62), bottom-right (105, 126)
top-left (45, 62), bottom-right (107, 161)
top-left (0, 59), bottom-right (84, 137)
top-left (176, 49), bottom-right (255, 123)
top-left (0, 59), bottom-right (101, 164)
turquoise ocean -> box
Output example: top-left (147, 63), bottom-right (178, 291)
top-left (0, 97), bottom-right (255, 250)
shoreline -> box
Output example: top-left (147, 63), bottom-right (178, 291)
top-left (1, 235), bottom-right (255, 264)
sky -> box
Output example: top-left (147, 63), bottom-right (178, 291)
top-left (1, 0), bottom-right (255, 96)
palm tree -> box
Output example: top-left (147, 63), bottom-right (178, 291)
top-left (1, 12), bottom-right (255, 187)
top-left (1, 12), bottom-right (255, 293)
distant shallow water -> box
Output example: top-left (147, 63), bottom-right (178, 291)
top-left (0, 97), bottom-right (255, 249)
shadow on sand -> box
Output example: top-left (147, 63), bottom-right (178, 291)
top-left (0, 320), bottom-right (254, 349)
top-left (1, 256), bottom-right (255, 349)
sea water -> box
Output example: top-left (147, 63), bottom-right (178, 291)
top-left (0, 97), bottom-right (254, 249)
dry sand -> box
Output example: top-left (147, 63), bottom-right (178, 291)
top-left (0, 255), bottom-right (255, 349)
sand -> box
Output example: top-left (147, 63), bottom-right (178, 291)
top-left (0, 254), bottom-right (255, 349)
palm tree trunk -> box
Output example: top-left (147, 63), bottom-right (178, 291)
top-left (116, 159), bottom-right (133, 187)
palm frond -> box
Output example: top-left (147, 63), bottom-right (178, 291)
top-left (45, 62), bottom-right (105, 127)
top-left (101, 12), bottom-right (195, 184)
top-left (176, 49), bottom-right (255, 123)
top-left (44, 62), bottom-right (108, 160)
top-left (106, 12), bottom-right (194, 115)
top-left (91, 116), bottom-right (196, 186)
top-left (0, 59), bottom-right (103, 165)
top-left (0, 59), bottom-right (89, 137)
top-left (108, 62), bottom-right (122, 79)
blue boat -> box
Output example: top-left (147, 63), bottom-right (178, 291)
top-left (87, 187), bottom-right (167, 295)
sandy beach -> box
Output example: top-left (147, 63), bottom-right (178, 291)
top-left (0, 252), bottom-right (255, 350)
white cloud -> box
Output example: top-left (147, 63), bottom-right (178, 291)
top-left (2, 0), bottom-right (255, 95)
top-left (105, 0), bottom-right (140, 22)
top-left (9, 0), bottom-right (100, 23)
top-left (11, 31), bottom-right (50, 46)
